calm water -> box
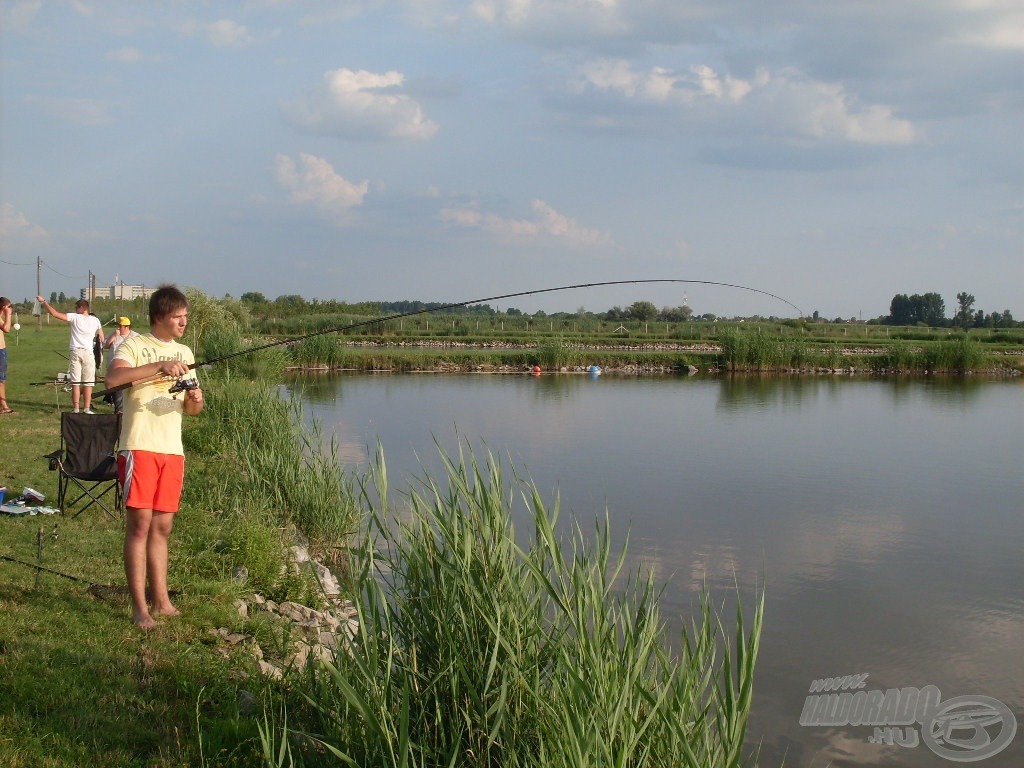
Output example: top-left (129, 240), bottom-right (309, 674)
top-left (291, 372), bottom-right (1024, 767)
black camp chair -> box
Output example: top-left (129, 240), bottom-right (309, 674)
top-left (45, 412), bottom-right (122, 519)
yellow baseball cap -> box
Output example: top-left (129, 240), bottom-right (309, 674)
top-left (118, 316), bottom-right (132, 326)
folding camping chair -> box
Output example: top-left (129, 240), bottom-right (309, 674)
top-left (45, 412), bottom-right (123, 519)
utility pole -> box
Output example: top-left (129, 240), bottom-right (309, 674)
top-left (37, 255), bottom-right (42, 331)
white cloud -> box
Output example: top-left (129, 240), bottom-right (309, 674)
top-left (282, 67), bottom-right (439, 140)
top-left (24, 95), bottom-right (114, 126)
top-left (1, 0), bottom-right (42, 32)
top-left (764, 70), bottom-right (917, 145)
top-left (206, 18), bottom-right (255, 48)
top-left (0, 203), bottom-right (48, 244)
top-left (69, 0), bottom-right (94, 17)
top-left (441, 199), bottom-right (613, 246)
top-left (958, 10), bottom-right (1024, 49)
top-left (275, 153), bottom-right (369, 222)
top-left (574, 59), bottom-right (757, 104)
top-left (107, 46), bottom-right (145, 63)
top-left (572, 60), bottom-right (916, 145)
top-left (468, 0), bottom-right (626, 38)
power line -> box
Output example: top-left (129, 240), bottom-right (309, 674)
top-left (1, 257), bottom-right (87, 279)
top-left (40, 260), bottom-right (87, 280)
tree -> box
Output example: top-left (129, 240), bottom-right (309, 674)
top-left (658, 305), bottom-right (693, 322)
top-left (241, 292), bottom-right (267, 303)
top-left (628, 300), bottom-right (658, 322)
top-left (955, 292), bottom-right (976, 328)
top-left (49, 291), bottom-right (58, 304)
top-left (888, 292), bottom-right (945, 326)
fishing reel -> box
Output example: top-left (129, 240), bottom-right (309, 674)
top-left (168, 376), bottom-right (199, 398)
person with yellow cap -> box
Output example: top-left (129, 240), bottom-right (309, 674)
top-left (103, 316), bottom-right (139, 413)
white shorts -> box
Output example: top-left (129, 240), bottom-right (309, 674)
top-left (68, 347), bottom-right (97, 386)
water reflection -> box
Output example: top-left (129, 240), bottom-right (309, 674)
top-left (291, 373), bottom-right (1024, 767)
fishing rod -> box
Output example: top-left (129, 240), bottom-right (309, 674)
top-left (0, 551), bottom-right (106, 587)
top-left (95, 278), bottom-right (804, 397)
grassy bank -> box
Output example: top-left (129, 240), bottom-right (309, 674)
top-left (0, 325), bottom-right (358, 767)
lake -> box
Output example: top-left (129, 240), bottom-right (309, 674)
top-left (290, 371), bottom-right (1023, 767)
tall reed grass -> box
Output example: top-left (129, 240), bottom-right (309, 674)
top-left (536, 336), bottom-right (584, 369)
top-left (260, 447), bottom-right (763, 768)
top-left (184, 378), bottom-right (358, 597)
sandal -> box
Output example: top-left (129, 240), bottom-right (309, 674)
top-left (0, 409), bottom-right (13, 415)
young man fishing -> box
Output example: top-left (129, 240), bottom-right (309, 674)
top-left (105, 285), bottom-right (204, 630)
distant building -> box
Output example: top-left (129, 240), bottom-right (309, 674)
top-left (82, 283), bottom-right (156, 301)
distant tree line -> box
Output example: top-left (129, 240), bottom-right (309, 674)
top-left (233, 290), bottom-right (1017, 329)
top-left (879, 291), bottom-right (1018, 328)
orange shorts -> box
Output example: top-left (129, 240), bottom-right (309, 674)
top-left (118, 450), bottom-right (185, 513)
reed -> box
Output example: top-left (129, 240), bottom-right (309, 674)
top-left (185, 379), bottom-right (358, 585)
top-left (261, 447), bottom-right (763, 768)
top-left (536, 335), bottom-right (584, 369)
top-left (293, 333), bottom-right (339, 367)
top-left (922, 335), bottom-right (985, 373)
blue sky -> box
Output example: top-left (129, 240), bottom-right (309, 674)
top-left (2, 0), bottom-right (1022, 318)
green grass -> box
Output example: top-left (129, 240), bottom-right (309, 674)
top-left (0, 324), bottom-right (353, 767)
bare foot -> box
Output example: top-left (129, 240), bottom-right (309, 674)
top-left (152, 604), bottom-right (181, 618)
top-left (133, 611), bottom-right (157, 630)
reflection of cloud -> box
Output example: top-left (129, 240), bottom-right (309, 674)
top-left (282, 68), bottom-right (438, 140)
top-left (275, 153), bottom-right (369, 222)
top-left (441, 199), bottom-right (613, 246)
top-left (781, 512), bottom-right (908, 583)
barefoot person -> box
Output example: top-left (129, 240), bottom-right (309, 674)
top-left (106, 285), bottom-right (204, 629)
top-left (0, 297), bottom-right (13, 414)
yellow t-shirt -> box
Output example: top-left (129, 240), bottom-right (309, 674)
top-left (113, 333), bottom-right (196, 456)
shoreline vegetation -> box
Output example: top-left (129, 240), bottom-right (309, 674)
top-left (1, 293), bottom-right (764, 767)
top-left (285, 334), bottom-right (1023, 377)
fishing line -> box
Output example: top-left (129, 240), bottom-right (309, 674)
top-left (95, 278), bottom-right (803, 397)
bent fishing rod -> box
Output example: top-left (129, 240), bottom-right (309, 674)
top-left (95, 278), bottom-right (804, 397)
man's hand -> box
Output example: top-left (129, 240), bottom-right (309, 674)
top-left (157, 360), bottom-right (191, 379)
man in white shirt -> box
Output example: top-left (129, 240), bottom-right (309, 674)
top-left (37, 296), bottom-right (105, 413)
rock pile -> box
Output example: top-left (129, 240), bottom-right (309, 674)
top-left (211, 543), bottom-right (359, 680)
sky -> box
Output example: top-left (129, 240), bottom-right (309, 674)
top-left (2, 0), bottom-right (1022, 319)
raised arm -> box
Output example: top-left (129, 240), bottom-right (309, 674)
top-left (36, 296), bottom-right (69, 322)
